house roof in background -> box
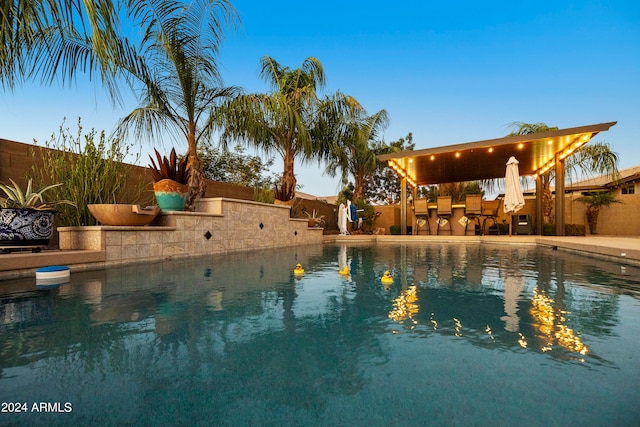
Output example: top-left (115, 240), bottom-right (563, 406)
top-left (565, 165), bottom-right (640, 191)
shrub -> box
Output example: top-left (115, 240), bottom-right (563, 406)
top-left (31, 118), bottom-right (144, 226)
top-left (389, 225), bottom-right (412, 235)
top-left (253, 185), bottom-right (275, 204)
top-left (542, 223), bottom-right (585, 236)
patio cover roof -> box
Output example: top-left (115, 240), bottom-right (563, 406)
top-left (377, 121), bottom-right (617, 187)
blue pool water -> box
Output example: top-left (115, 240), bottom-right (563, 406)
top-left (1, 243), bottom-right (639, 426)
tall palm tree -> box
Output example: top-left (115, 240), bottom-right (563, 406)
top-left (214, 56), bottom-right (350, 201)
top-left (118, 0), bottom-right (240, 209)
top-left (325, 109), bottom-right (389, 201)
top-left (2, 1), bottom-right (239, 210)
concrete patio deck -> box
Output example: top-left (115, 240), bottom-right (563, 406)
top-left (1, 235), bottom-right (638, 282)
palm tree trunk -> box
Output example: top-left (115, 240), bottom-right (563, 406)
top-left (542, 173), bottom-right (553, 223)
top-left (586, 207), bottom-right (600, 234)
top-left (353, 174), bottom-right (364, 201)
top-left (277, 151), bottom-right (297, 201)
top-left (185, 127), bottom-right (206, 211)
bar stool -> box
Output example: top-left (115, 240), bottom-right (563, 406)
top-left (436, 196), bottom-right (453, 235)
top-left (412, 198), bottom-right (430, 235)
top-left (481, 199), bottom-right (503, 235)
top-left (464, 194), bottom-right (483, 235)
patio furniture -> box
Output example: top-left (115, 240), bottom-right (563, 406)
top-left (412, 198), bottom-right (430, 235)
top-left (464, 194), bottom-right (483, 235)
top-left (436, 196), bottom-right (453, 235)
top-left (482, 199), bottom-right (502, 235)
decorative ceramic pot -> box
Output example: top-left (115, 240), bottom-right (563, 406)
top-left (0, 208), bottom-right (55, 246)
top-left (153, 179), bottom-right (188, 212)
top-left (88, 204), bottom-right (160, 226)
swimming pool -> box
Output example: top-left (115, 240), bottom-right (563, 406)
top-left (1, 243), bottom-right (639, 426)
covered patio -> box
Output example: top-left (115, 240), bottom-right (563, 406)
top-left (377, 121), bottom-right (617, 235)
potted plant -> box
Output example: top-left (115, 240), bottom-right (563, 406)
top-left (574, 191), bottom-right (621, 235)
top-left (305, 209), bottom-right (325, 228)
top-left (149, 148), bottom-right (190, 212)
top-left (0, 179), bottom-right (74, 248)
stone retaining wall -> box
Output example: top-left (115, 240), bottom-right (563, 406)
top-left (58, 198), bottom-right (324, 266)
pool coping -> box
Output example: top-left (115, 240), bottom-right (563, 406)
top-left (1, 235), bottom-right (638, 281)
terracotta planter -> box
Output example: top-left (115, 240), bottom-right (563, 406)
top-left (0, 208), bottom-right (55, 246)
top-left (88, 204), bottom-right (159, 226)
top-left (308, 218), bottom-right (324, 228)
top-left (153, 179), bottom-right (189, 212)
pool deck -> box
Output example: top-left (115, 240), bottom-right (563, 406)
top-left (1, 235), bottom-right (639, 280)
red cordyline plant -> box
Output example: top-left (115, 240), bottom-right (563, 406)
top-left (148, 148), bottom-right (189, 184)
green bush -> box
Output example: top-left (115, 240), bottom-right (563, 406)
top-left (389, 225), bottom-right (412, 235)
top-left (253, 185), bottom-right (275, 204)
top-left (565, 224), bottom-right (586, 236)
top-left (31, 118), bottom-right (144, 226)
top-left (543, 223), bottom-right (585, 236)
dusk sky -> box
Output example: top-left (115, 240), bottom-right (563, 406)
top-left (1, 1), bottom-right (638, 197)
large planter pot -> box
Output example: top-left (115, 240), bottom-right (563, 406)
top-left (153, 179), bottom-right (188, 212)
top-left (88, 204), bottom-right (159, 226)
top-left (0, 208), bottom-right (55, 246)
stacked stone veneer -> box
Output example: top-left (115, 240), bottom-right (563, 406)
top-left (58, 198), bottom-right (323, 265)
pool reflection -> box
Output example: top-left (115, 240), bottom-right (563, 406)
top-left (0, 243), bottom-right (639, 425)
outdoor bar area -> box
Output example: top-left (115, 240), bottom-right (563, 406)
top-left (377, 122), bottom-right (618, 236)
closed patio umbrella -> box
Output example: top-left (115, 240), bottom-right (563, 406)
top-left (338, 203), bottom-right (349, 235)
top-left (504, 156), bottom-right (525, 236)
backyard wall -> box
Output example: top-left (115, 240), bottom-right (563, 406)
top-left (0, 138), bottom-right (254, 204)
top-left (564, 186), bottom-right (640, 235)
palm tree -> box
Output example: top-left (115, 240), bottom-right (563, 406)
top-left (324, 109), bottom-right (389, 201)
top-left (2, 1), bottom-right (239, 209)
top-left (214, 56), bottom-right (351, 201)
top-left (118, 0), bottom-right (240, 209)
top-left (574, 191), bottom-right (621, 234)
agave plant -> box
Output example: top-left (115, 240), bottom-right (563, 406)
top-left (0, 179), bottom-right (74, 210)
top-left (148, 148), bottom-right (189, 184)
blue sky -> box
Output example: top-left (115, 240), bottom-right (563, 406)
top-left (1, 0), bottom-right (639, 197)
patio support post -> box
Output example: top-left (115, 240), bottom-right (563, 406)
top-left (555, 154), bottom-right (566, 236)
top-left (411, 186), bottom-right (417, 235)
top-left (401, 176), bottom-right (407, 235)
top-left (535, 174), bottom-right (543, 235)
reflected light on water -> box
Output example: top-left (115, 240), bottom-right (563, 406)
top-left (530, 288), bottom-right (589, 356)
top-left (388, 285), bottom-right (419, 327)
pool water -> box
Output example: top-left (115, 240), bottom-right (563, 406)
top-left (1, 243), bottom-right (639, 426)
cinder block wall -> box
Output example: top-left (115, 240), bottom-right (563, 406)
top-left (0, 138), bottom-right (254, 203)
top-left (565, 186), bottom-right (640, 235)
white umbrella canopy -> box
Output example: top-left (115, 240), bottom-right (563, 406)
top-left (338, 203), bottom-right (350, 235)
top-left (504, 156), bottom-right (525, 236)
